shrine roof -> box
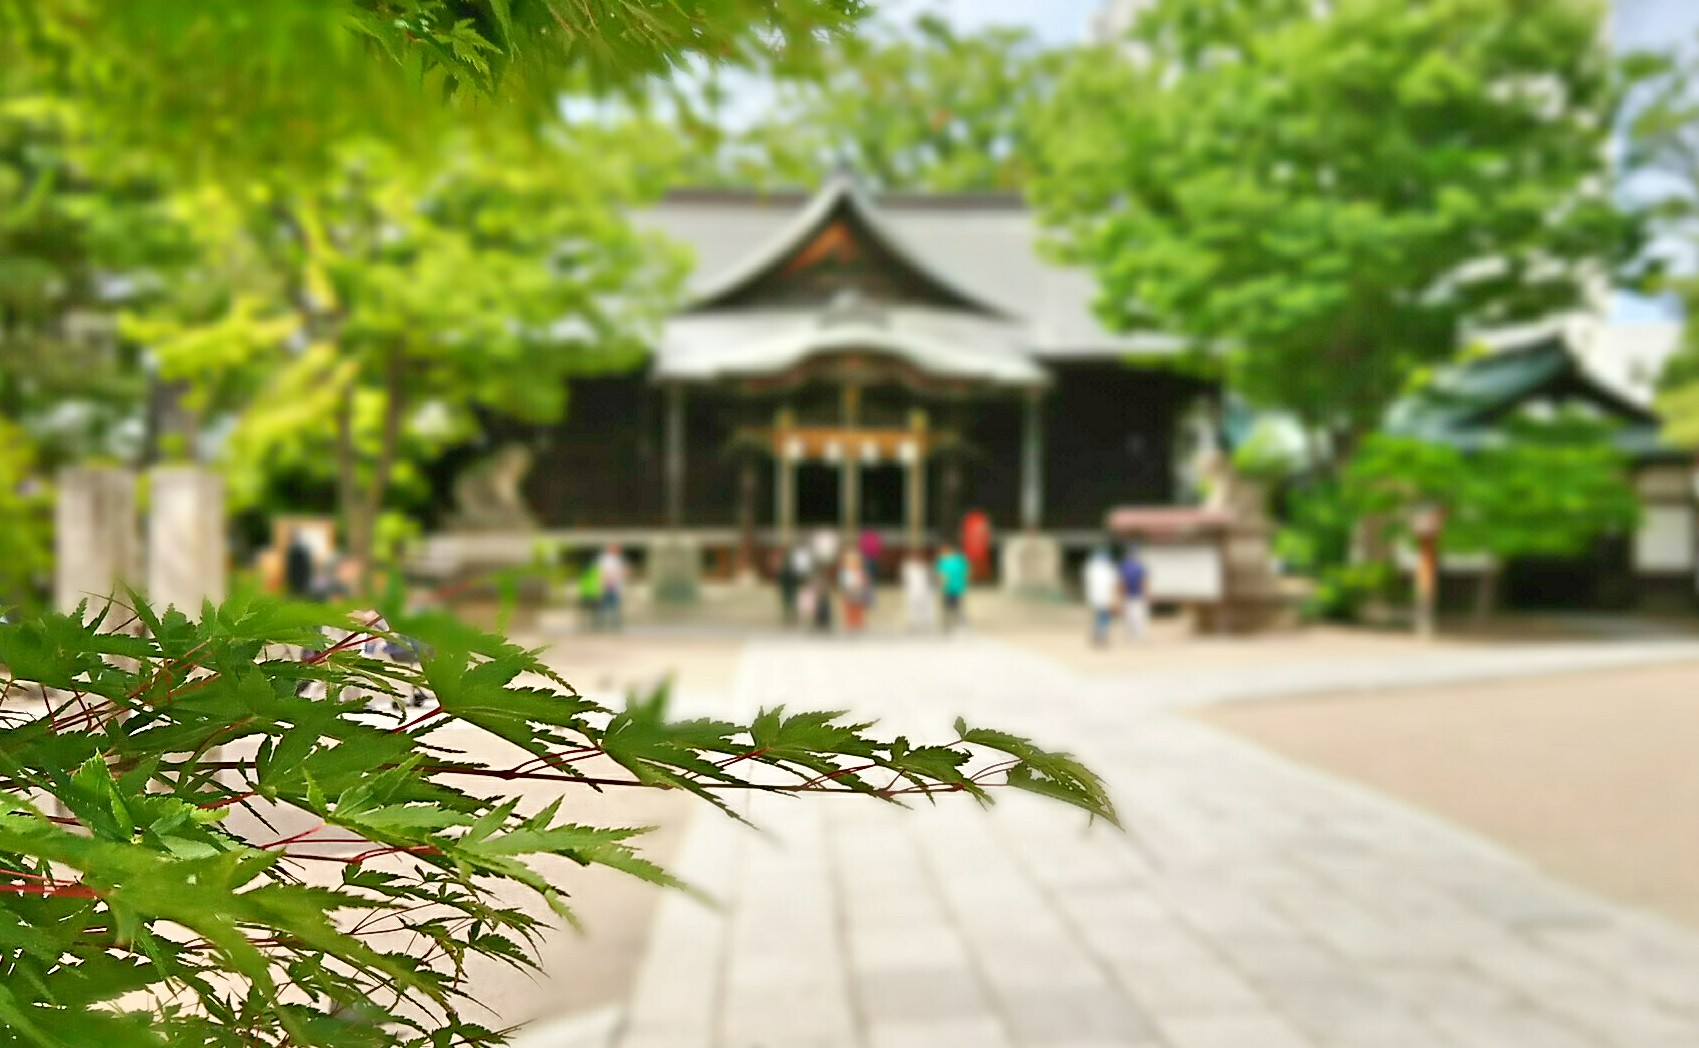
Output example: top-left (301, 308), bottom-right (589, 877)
top-left (636, 175), bottom-right (1185, 364)
top-left (1385, 332), bottom-right (1672, 459)
top-left (654, 305), bottom-right (1047, 387)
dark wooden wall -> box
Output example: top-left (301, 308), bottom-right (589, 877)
top-left (1040, 363), bottom-right (1206, 530)
top-left (479, 363), bottom-right (1206, 533)
top-left (511, 375), bottom-right (664, 528)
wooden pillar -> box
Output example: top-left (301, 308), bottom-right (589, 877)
top-left (737, 455), bottom-right (757, 579)
top-left (775, 407), bottom-right (796, 549)
top-left (1020, 387), bottom-right (1044, 532)
top-left (840, 384), bottom-right (861, 538)
top-left (941, 457), bottom-right (961, 541)
top-left (939, 404), bottom-right (965, 538)
top-left (664, 382), bottom-right (685, 528)
top-left (905, 409), bottom-right (928, 550)
top-left (841, 454), bottom-right (860, 538)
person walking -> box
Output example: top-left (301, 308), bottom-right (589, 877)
top-left (1083, 546), bottom-right (1120, 648)
top-left (774, 548), bottom-right (801, 626)
top-left (935, 543), bottom-right (970, 634)
top-left (902, 551), bottom-right (937, 632)
top-left (597, 544), bottom-right (629, 632)
top-left (809, 564), bottom-right (835, 633)
top-left (1120, 545), bottom-right (1149, 641)
top-left (839, 550), bottom-right (871, 633)
top-left (284, 530), bottom-right (316, 599)
top-left (857, 528), bottom-right (883, 581)
top-left (811, 528), bottom-right (840, 575)
top-left (575, 556), bottom-right (603, 631)
top-left (789, 544), bottom-right (815, 624)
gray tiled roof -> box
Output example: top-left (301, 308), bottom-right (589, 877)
top-left (658, 307), bottom-right (1047, 386)
top-left (1384, 332), bottom-right (1671, 460)
top-left (634, 177), bottom-right (1184, 373)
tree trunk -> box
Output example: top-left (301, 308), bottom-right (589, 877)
top-left (335, 383), bottom-right (361, 586)
top-left (353, 351), bottom-right (407, 593)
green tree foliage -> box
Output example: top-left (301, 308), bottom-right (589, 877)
top-left (1033, 0), bottom-right (1635, 448)
top-left (685, 15), bottom-right (1059, 191)
top-left (0, 87), bottom-right (193, 468)
top-left (0, 1), bottom-right (868, 176)
top-left (1624, 36), bottom-right (1699, 446)
top-left (0, 596), bottom-right (1112, 1046)
top-left (0, 419), bottom-right (51, 608)
top-left (1345, 414), bottom-right (1640, 612)
top-left (124, 128), bottom-right (687, 574)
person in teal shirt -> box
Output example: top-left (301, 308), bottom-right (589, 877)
top-left (935, 543), bottom-right (971, 633)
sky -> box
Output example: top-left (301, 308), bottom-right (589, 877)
top-left (878, 0), bottom-right (1104, 42)
top-left (1615, 0), bottom-right (1699, 53)
top-left (1611, 0), bottom-right (1699, 321)
top-left (892, 0), bottom-right (1699, 45)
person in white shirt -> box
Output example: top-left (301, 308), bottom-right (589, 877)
top-left (810, 528), bottom-right (839, 572)
top-left (901, 552), bottom-right (936, 631)
top-left (1082, 547), bottom-right (1120, 648)
top-left (597, 544), bottom-right (629, 631)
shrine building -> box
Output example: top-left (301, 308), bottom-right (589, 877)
top-left (461, 172), bottom-right (1211, 584)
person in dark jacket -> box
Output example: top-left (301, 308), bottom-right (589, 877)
top-left (284, 531), bottom-right (315, 599)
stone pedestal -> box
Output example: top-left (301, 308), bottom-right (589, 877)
top-left (649, 535), bottom-right (701, 605)
top-left (1000, 533), bottom-right (1064, 599)
top-left (55, 467), bottom-right (140, 619)
top-left (147, 467), bottom-right (226, 617)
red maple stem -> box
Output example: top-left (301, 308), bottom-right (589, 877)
top-left (199, 790), bottom-right (259, 811)
top-left (715, 747), bottom-right (770, 769)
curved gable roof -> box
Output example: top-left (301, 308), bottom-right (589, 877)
top-left (683, 172), bottom-right (1015, 319)
top-left (1386, 334), bottom-right (1668, 457)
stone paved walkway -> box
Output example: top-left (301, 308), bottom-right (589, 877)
top-left (611, 635), bottom-right (1699, 1048)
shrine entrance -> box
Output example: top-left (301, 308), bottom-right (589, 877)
top-left (795, 464), bottom-right (841, 527)
top-left (860, 464), bottom-right (905, 528)
top-left (765, 420), bottom-right (933, 548)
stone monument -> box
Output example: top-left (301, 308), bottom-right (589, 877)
top-left (54, 467), bottom-right (140, 619)
top-left (649, 535), bottom-right (701, 605)
top-left (450, 444), bottom-right (538, 531)
top-left (1000, 533), bottom-right (1064, 600)
top-left (1198, 452), bottom-right (1290, 632)
top-left (147, 466), bottom-right (227, 617)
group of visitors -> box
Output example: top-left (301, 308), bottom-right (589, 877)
top-left (574, 544), bottom-right (629, 631)
top-left (1082, 545), bottom-right (1148, 647)
top-left (284, 531), bottom-right (361, 603)
top-left (775, 529), bottom-right (972, 635)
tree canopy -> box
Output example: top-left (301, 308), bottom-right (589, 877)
top-left (125, 126), bottom-right (687, 572)
top-left (1345, 413), bottom-right (1640, 609)
top-left (682, 14), bottom-right (1059, 191)
top-left (0, 0), bottom-right (869, 175)
top-left (1032, 0), bottom-right (1636, 448)
top-left (0, 84), bottom-right (192, 467)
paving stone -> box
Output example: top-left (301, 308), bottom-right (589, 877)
top-left (1156, 1012), bottom-right (1317, 1048)
top-left (1424, 1004), bottom-right (1603, 1048)
top-left (1110, 953), bottom-right (1269, 1018)
top-left (995, 982), bottom-right (1159, 1045)
top-left (612, 638), bottom-right (1699, 1048)
top-left (853, 966), bottom-right (991, 1024)
top-left (865, 1018), bottom-right (1011, 1048)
